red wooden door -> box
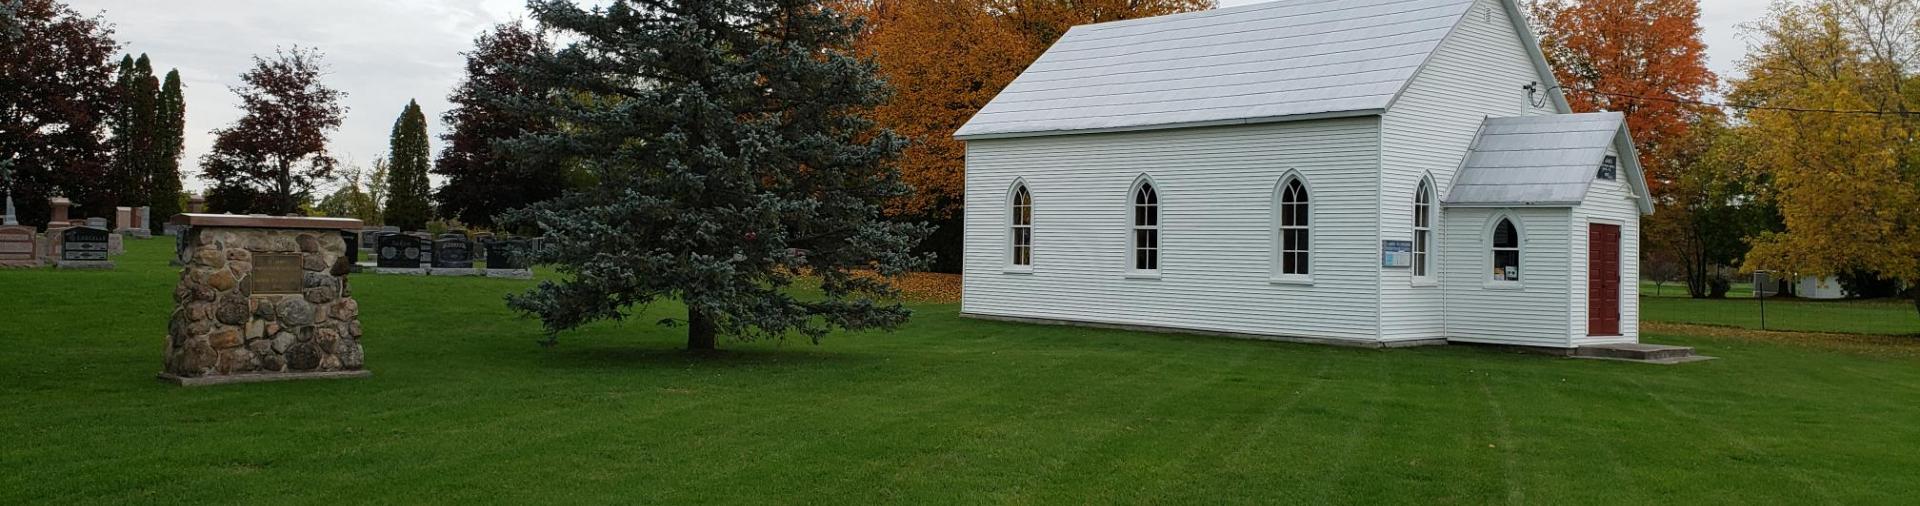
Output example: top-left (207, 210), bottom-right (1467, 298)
top-left (1588, 223), bottom-right (1621, 336)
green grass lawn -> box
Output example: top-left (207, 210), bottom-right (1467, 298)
top-left (4, 240), bottom-right (1919, 504)
top-left (1640, 280), bottom-right (1755, 299)
top-left (1638, 282), bottom-right (1920, 336)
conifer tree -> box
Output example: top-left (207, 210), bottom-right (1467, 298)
top-left (107, 54), bottom-right (165, 216)
top-left (382, 100), bottom-right (433, 231)
top-left (150, 69), bottom-right (185, 228)
top-left (504, 0), bottom-right (931, 351)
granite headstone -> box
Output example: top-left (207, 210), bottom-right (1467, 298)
top-left (375, 233), bottom-right (425, 274)
top-left (430, 234), bottom-right (476, 275)
top-left (484, 238), bottom-right (534, 279)
top-left (0, 225), bottom-right (39, 267)
top-left (57, 226), bottom-right (112, 269)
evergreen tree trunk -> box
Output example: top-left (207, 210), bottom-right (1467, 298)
top-left (687, 306), bottom-right (717, 352)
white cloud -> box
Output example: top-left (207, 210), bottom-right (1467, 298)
top-left (67, 0), bottom-right (1775, 192)
top-left (65, 0), bottom-right (525, 191)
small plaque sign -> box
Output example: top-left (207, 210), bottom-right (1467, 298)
top-left (1381, 240), bottom-right (1413, 268)
top-left (61, 227), bottom-right (110, 261)
top-left (1597, 155), bottom-right (1618, 181)
top-left (247, 254), bottom-right (305, 294)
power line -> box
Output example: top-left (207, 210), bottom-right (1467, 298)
top-left (1557, 86), bottom-right (1920, 117)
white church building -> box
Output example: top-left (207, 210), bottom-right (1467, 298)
top-left (955, 0), bottom-right (1653, 349)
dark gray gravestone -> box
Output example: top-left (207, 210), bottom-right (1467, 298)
top-left (484, 238), bottom-right (533, 279)
top-left (170, 227), bottom-right (190, 266)
top-left (57, 226), bottom-right (113, 269)
top-left (409, 232), bottom-right (433, 265)
top-left (341, 230), bottom-right (361, 264)
top-left (432, 235), bottom-right (473, 269)
top-left (472, 232), bottom-right (494, 259)
top-left (376, 233), bottom-right (424, 272)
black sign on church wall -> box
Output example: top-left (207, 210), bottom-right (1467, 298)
top-left (61, 226), bottom-right (110, 261)
top-left (376, 233), bottom-right (423, 268)
top-left (1597, 155), bottom-right (1619, 181)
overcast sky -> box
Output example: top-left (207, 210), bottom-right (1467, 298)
top-left (69, 0), bottom-right (1773, 192)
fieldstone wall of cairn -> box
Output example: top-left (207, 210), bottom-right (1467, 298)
top-left (166, 227), bottom-right (365, 378)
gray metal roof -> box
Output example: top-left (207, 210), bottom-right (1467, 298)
top-left (1445, 112), bottom-right (1641, 209)
top-left (953, 0), bottom-right (1481, 139)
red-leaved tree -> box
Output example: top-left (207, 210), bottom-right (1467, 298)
top-left (0, 0), bottom-right (120, 227)
top-left (199, 47), bottom-right (347, 215)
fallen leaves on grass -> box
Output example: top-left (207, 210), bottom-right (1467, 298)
top-left (864, 271), bottom-right (961, 304)
top-left (1646, 322), bottom-right (1920, 360)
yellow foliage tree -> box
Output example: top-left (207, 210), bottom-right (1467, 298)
top-left (1733, 0), bottom-right (1920, 308)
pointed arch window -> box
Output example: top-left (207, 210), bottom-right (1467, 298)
top-left (1131, 181), bottom-right (1159, 271)
top-left (1413, 178), bottom-right (1434, 278)
top-left (1492, 218), bottom-right (1521, 282)
top-left (1276, 177), bottom-right (1310, 277)
top-left (1010, 183), bottom-right (1032, 267)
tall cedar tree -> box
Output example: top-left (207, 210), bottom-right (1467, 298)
top-left (433, 22), bottom-right (562, 229)
top-left (150, 69), bottom-right (186, 229)
top-left (108, 54), bottom-right (160, 213)
top-left (843, 0), bottom-right (1211, 272)
top-left (504, 0), bottom-right (931, 351)
top-left (199, 47), bottom-right (347, 215)
top-left (383, 100), bottom-right (433, 230)
top-left (0, 0), bottom-right (119, 226)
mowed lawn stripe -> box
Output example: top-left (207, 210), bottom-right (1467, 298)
top-left (4, 239), bottom-right (1920, 504)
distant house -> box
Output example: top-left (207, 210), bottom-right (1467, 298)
top-left (1796, 276), bottom-right (1848, 300)
top-left (954, 0), bottom-right (1652, 349)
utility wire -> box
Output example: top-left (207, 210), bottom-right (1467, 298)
top-left (1557, 85), bottom-right (1920, 117)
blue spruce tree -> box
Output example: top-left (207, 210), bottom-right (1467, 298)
top-left (504, 0), bottom-right (931, 351)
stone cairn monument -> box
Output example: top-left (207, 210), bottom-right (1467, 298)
top-left (162, 213), bottom-right (369, 386)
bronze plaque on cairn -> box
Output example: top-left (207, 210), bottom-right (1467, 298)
top-left (246, 253), bottom-right (304, 294)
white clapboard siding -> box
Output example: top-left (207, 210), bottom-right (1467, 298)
top-left (1570, 145), bottom-right (1643, 345)
top-left (1377, 0), bottom-right (1558, 342)
top-left (1439, 207), bottom-right (1575, 347)
top-left (962, 117), bottom-right (1384, 342)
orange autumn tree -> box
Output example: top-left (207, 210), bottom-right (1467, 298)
top-left (1533, 0), bottom-right (1731, 298)
top-left (1531, 0), bottom-right (1717, 195)
top-left (844, 0), bottom-right (1214, 219)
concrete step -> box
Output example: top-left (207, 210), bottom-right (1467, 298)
top-left (1575, 343), bottom-right (1713, 364)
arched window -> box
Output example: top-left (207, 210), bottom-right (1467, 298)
top-left (1009, 183), bottom-right (1032, 266)
top-left (1491, 218), bottom-right (1520, 282)
top-left (1277, 177), bottom-right (1310, 276)
top-left (1413, 178), bottom-right (1433, 278)
top-left (1131, 180), bottom-right (1159, 271)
